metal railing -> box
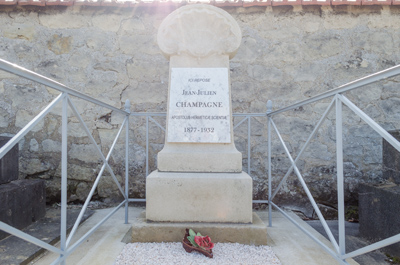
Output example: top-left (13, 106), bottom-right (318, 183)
top-left (1, 57), bottom-right (400, 264)
top-left (0, 59), bottom-right (267, 264)
top-left (0, 59), bottom-right (132, 265)
top-left (136, 112), bottom-right (266, 177)
top-left (266, 64), bottom-right (400, 264)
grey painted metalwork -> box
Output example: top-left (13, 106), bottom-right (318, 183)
top-left (270, 202), bottom-right (349, 265)
top-left (270, 117), bottom-right (341, 254)
top-left (60, 95), bottom-right (68, 265)
top-left (141, 113), bottom-right (266, 178)
top-left (1, 56), bottom-right (400, 265)
top-left (336, 96), bottom-right (346, 256)
top-left (146, 116), bottom-right (149, 177)
top-left (339, 94), bottom-right (400, 152)
top-left (66, 201), bottom-right (125, 256)
top-left (342, 232), bottom-right (400, 259)
top-left (247, 116), bottom-right (251, 175)
top-left (0, 221), bottom-right (63, 254)
top-left (68, 98), bottom-right (126, 198)
top-left (267, 66), bottom-right (400, 263)
top-left (270, 98), bottom-right (336, 202)
top-left (268, 63), bottom-right (400, 116)
top-left (267, 100), bottom-right (273, 228)
top-left (0, 59), bottom-right (128, 116)
top-left (149, 116), bottom-right (165, 132)
top-left (125, 100), bottom-right (131, 225)
top-left (65, 113), bottom-right (128, 247)
top-left (0, 58), bottom-right (131, 264)
top-left (0, 93), bottom-right (64, 160)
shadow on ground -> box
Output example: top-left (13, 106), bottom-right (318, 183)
top-left (0, 207), bottom-right (94, 265)
top-left (306, 220), bottom-right (390, 265)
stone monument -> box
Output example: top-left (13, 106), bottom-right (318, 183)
top-left (146, 4), bottom-right (252, 224)
top-left (131, 4), bottom-right (267, 245)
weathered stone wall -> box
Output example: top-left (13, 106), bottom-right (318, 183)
top-left (0, 5), bottom-right (399, 216)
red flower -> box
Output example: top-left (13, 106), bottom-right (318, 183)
top-left (194, 235), bottom-right (214, 250)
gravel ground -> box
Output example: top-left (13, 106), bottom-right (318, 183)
top-left (114, 242), bottom-right (281, 265)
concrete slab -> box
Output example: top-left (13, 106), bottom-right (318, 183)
top-left (30, 206), bottom-right (360, 265)
top-left (31, 206), bottom-right (144, 265)
top-left (257, 211), bottom-right (359, 265)
top-left (131, 211), bottom-right (267, 245)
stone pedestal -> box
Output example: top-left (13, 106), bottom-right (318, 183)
top-left (0, 180), bottom-right (46, 240)
top-left (158, 143), bottom-right (242, 173)
top-left (0, 136), bottom-right (19, 185)
top-left (0, 137), bottom-right (46, 240)
top-left (383, 130), bottom-right (400, 185)
top-left (146, 171), bottom-right (252, 223)
top-left (359, 183), bottom-right (400, 257)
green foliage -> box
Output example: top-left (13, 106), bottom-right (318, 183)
top-left (187, 235), bottom-right (199, 247)
top-left (187, 229), bottom-right (202, 248)
top-left (345, 206), bottom-right (359, 221)
top-left (189, 229), bottom-right (197, 237)
top-left (385, 253), bottom-right (400, 264)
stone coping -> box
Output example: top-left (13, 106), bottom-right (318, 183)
top-left (0, 0), bottom-right (398, 7)
top-left (129, 211), bottom-right (268, 245)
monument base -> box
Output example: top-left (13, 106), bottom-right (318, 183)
top-left (146, 170), bottom-right (252, 223)
top-left (157, 143), bottom-right (242, 172)
top-left (128, 212), bottom-right (267, 245)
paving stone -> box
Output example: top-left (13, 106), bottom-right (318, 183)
top-left (307, 220), bottom-right (389, 265)
top-left (0, 207), bottom-right (94, 265)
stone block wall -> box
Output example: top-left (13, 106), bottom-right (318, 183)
top-left (0, 5), bottom-right (399, 215)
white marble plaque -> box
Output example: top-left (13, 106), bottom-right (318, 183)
top-left (167, 68), bottom-right (231, 143)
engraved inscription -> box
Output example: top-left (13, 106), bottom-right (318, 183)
top-left (167, 68), bottom-right (231, 143)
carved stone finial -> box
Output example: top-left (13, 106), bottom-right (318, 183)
top-left (157, 4), bottom-right (242, 59)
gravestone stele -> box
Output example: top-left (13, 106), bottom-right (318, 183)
top-left (146, 4), bottom-right (252, 223)
top-left (156, 4), bottom-right (243, 173)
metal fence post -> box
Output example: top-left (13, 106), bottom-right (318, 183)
top-left (125, 100), bottom-right (131, 224)
top-left (247, 116), bottom-right (251, 175)
top-left (336, 95), bottom-right (346, 257)
top-left (146, 116), bottom-right (149, 177)
top-left (60, 94), bottom-right (68, 265)
top-left (267, 100), bottom-right (273, 227)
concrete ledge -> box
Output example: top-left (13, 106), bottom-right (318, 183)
top-left (130, 212), bottom-right (267, 245)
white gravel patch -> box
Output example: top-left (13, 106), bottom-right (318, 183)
top-left (114, 242), bottom-right (281, 265)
